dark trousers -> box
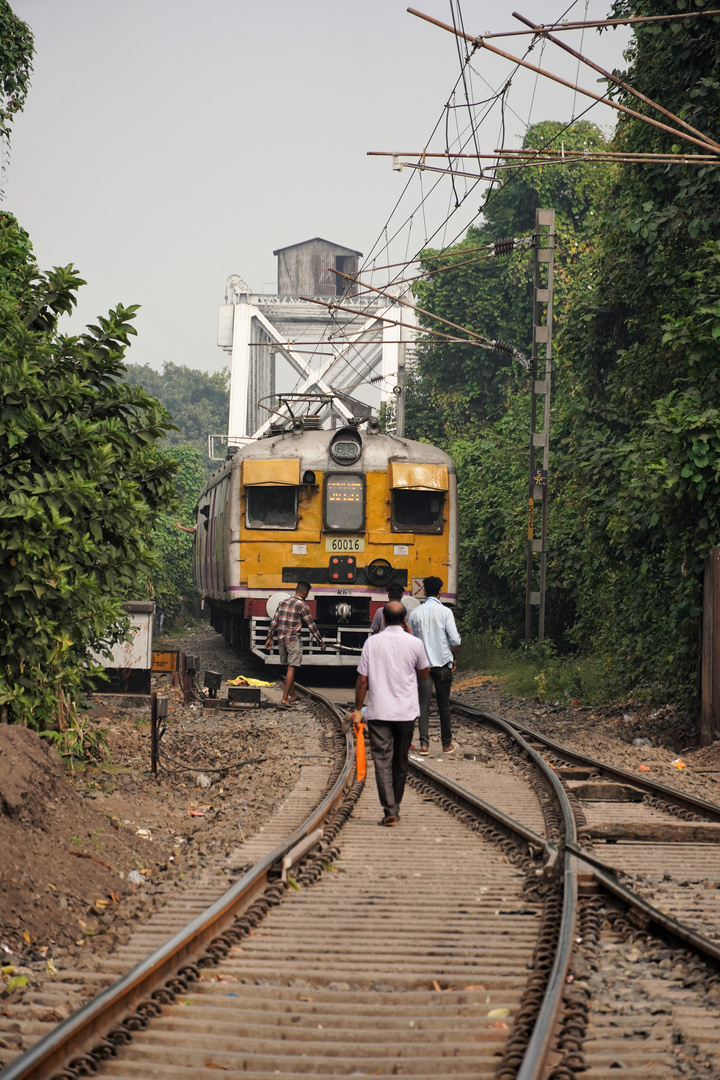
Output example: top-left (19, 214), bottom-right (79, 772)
top-left (367, 720), bottom-right (415, 818)
top-left (418, 666), bottom-right (453, 748)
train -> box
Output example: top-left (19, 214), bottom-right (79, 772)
top-left (193, 415), bottom-right (458, 665)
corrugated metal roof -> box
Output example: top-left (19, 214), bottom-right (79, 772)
top-left (272, 237), bottom-right (363, 257)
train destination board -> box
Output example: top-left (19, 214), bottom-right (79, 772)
top-left (325, 475), bottom-right (364, 531)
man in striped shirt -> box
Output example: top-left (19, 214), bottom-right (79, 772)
top-left (265, 582), bottom-right (326, 705)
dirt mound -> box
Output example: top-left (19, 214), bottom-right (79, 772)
top-left (0, 725), bottom-right (71, 824)
top-left (0, 724), bottom-right (167, 956)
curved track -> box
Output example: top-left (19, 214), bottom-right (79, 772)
top-left (445, 697), bottom-right (720, 1076)
top-left (4, 689), bottom-right (720, 1080)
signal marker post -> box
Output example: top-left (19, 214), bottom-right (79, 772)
top-left (525, 209), bottom-right (555, 642)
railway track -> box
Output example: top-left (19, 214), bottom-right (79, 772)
top-left (439, 698), bottom-right (720, 1076)
top-left (3, 689), bottom-right (720, 1079)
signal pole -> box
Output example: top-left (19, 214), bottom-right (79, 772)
top-left (525, 209), bottom-right (555, 642)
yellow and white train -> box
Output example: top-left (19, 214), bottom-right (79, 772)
top-left (193, 417), bottom-right (458, 665)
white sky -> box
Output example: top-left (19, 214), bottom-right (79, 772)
top-left (5, 1), bottom-right (630, 374)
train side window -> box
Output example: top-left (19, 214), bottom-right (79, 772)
top-left (325, 474), bottom-right (365, 532)
top-left (392, 490), bottom-right (444, 534)
top-left (246, 486), bottom-right (297, 529)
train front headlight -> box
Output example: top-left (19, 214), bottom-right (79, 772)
top-left (333, 602), bottom-right (353, 623)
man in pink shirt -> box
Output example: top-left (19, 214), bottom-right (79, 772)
top-left (354, 602), bottom-right (430, 826)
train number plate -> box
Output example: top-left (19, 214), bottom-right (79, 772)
top-left (325, 536), bottom-right (365, 553)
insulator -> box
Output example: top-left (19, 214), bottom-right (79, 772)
top-left (493, 237), bottom-right (515, 256)
top-left (492, 339), bottom-right (515, 357)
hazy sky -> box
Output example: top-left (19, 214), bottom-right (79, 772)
top-left (6, 1), bottom-right (630, 375)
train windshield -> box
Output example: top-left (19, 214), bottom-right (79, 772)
top-left (246, 486), bottom-right (297, 529)
top-left (392, 490), bottom-right (444, 534)
top-left (325, 474), bottom-right (365, 531)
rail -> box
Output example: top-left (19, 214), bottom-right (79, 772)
top-left (452, 697), bottom-right (720, 821)
top-left (1, 692), bottom-right (355, 1080)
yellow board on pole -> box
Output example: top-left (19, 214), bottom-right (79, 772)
top-left (151, 650), bottom-right (180, 673)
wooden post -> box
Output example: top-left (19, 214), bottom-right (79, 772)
top-left (701, 547), bottom-right (720, 745)
top-left (181, 651), bottom-right (190, 705)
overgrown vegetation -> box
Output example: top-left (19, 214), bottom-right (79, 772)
top-left (0, 213), bottom-right (178, 729)
top-left (123, 362), bottom-right (229, 470)
top-left (122, 364), bottom-right (229, 626)
top-left (0, 2), bottom-right (179, 730)
top-left (410, 3), bottom-right (720, 718)
top-left (149, 444), bottom-right (207, 626)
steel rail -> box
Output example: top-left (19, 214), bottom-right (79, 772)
top-left (409, 755), bottom-right (557, 869)
top-left (453, 697), bottom-right (720, 976)
top-left (452, 697), bottom-right (720, 822)
top-left (492, 717), bottom-right (579, 1080)
top-left (0, 691), bottom-right (355, 1080)
top-left (568, 843), bottom-right (720, 973)
top-left (414, 710), bottom-right (579, 1079)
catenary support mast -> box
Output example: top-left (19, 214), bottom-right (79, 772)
top-left (525, 209), bottom-right (555, 642)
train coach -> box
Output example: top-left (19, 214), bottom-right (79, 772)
top-left (193, 416), bottom-right (458, 665)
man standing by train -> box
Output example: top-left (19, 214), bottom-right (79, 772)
top-left (408, 576), bottom-right (461, 756)
top-left (370, 583), bottom-right (414, 634)
top-left (265, 581), bottom-right (326, 706)
top-left (354, 601), bottom-right (430, 826)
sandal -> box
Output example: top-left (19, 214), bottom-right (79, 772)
top-left (419, 744), bottom-right (429, 755)
top-left (378, 814), bottom-right (399, 827)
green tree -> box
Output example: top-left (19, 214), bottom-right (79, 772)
top-left (149, 445), bottom-right (206, 626)
top-left (406, 122), bottom-right (611, 641)
top-left (554, 1), bottom-right (720, 707)
top-left (0, 213), bottom-right (177, 728)
top-left (0, 0), bottom-right (33, 145)
top-left (410, 121), bottom-right (611, 441)
top-left (124, 361), bottom-right (229, 468)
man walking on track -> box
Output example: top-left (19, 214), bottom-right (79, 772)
top-left (265, 581), bottom-right (326, 706)
top-left (354, 602), bottom-right (430, 827)
top-left (407, 576), bottom-right (461, 756)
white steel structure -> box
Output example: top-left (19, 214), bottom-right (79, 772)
top-left (214, 238), bottom-right (416, 451)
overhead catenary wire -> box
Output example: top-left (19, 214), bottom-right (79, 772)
top-left (342, 0), bottom-right (677, 365)
top-left (481, 8), bottom-right (720, 38)
top-left (372, 148), bottom-right (720, 163)
top-left (359, 10), bottom-right (529, 286)
top-left (301, 295), bottom-right (510, 351)
top-left (339, 1), bottom-right (715, 400)
top-left (512, 10), bottom-right (720, 152)
top-left (282, 7), bottom-right (575, 394)
top-left (359, 5), bottom-right (577, 296)
top-left (407, 7), bottom-right (720, 156)
top-left (570, 0), bottom-right (589, 120)
top-left (327, 267), bottom-right (530, 367)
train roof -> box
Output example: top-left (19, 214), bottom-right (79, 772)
top-left (201, 425), bottom-right (455, 494)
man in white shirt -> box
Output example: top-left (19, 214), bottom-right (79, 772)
top-left (407, 576), bottom-right (461, 756)
top-left (355, 602), bottom-right (430, 826)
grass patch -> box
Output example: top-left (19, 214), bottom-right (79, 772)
top-left (458, 631), bottom-right (617, 706)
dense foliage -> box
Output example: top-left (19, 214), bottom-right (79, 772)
top-left (555, 0), bottom-right (720, 707)
top-left (121, 365), bottom-right (229, 623)
top-left (0, 214), bottom-right (177, 728)
top-left (409, 4), bottom-right (720, 716)
top-left (149, 445), bottom-right (206, 626)
top-left (409, 121), bottom-right (612, 642)
top-left (0, 0), bottom-right (32, 145)
top-left (124, 362), bottom-right (229, 468)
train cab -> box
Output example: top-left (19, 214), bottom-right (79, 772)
top-left (194, 418), bottom-right (458, 664)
